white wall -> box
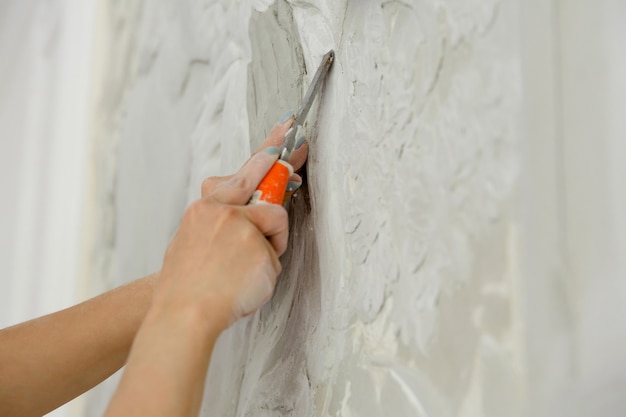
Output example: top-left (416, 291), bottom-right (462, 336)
top-left (87, 1), bottom-right (524, 416)
top-left (0, 1), bottom-right (97, 416)
top-left (521, 0), bottom-right (626, 415)
top-left (1, 0), bottom-right (625, 416)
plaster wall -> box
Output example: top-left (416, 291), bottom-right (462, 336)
top-left (86, 1), bottom-right (524, 416)
top-left (1, 0), bottom-right (624, 416)
top-left (520, 1), bottom-right (626, 414)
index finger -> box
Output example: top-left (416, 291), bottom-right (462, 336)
top-left (254, 115), bottom-right (294, 151)
top-left (254, 114), bottom-right (308, 172)
top-left (210, 148), bottom-right (280, 205)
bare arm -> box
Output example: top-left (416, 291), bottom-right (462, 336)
top-left (104, 117), bottom-right (306, 417)
top-left (104, 153), bottom-right (289, 416)
top-left (0, 274), bottom-right (156, 417)
top-left (0, 117), bottom-right (305, 417)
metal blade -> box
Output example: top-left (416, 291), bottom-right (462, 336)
top-left (280, 50), bottom-right (335, 161)
top-left (294, 50), bottom-right (335, 126)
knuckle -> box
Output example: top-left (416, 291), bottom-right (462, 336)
top-left (214, 204), bottom-right (241, 226)
top-left (184, 199), bottom-right (207, 219)
top-left (183, 197), bottom-right (218, 224)
top-left (228, 175), bottom-right (251, 192)
top-left (240, 224), bottom-right (261, 246)
top-left (266, 206), bottom-right (289, 231)
top-left (201, 176), bottom-right (222, 195)
top-left (275, 206), bottom-right (288, 225)
top-left (239, 225), bottom-right (264, 250)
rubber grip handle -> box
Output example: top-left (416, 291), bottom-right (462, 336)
top-left (248, 159), bottom-right (294, 205)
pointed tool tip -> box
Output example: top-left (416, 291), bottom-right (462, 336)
top-left (325, 50), bottom-right (335, 67)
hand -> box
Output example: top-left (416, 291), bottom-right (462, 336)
top-left (151, 116), bottom-right (308, 331)
top-left (200, 111), bottom-right (309, 197)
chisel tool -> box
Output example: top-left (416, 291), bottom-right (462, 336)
top-left (249, 50), bottom-right (335, 205)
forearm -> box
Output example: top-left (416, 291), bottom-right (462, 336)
top-left (104, 302), bottom-right (222, 417)
top-left (104, 123), bottom-right (296, 416)
top-left (0, 274), bottom-right (156, 417)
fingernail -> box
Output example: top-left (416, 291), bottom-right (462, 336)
top-left (286, 181), bottom-right (302, 192)
top-left (295, 135), bottom-right (306, 150)
top-left (278, 109), bottom-right (294, 124)
top-left (262, 146), bottom-right (280, 156)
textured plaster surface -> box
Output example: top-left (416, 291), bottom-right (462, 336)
top-left (3, 1), bottom-right (626, 417)
top-left (87, 1), bottom-right (524, 416)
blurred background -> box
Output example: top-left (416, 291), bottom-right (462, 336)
top-left (0, 1), bottom-right (625, 417)
top-left (0, 0), bottom-right (95, 327)
top-left (0, 2), bottom-right (96, 414)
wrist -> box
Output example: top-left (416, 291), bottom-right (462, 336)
top-left (145, 291), bottom-right (231, 339)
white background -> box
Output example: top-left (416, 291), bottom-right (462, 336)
top-left (0, 1), bottom-right (97, 416)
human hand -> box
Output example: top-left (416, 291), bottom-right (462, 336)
top-left (151, 115), bottom-right (308, 331)
top-left (201, 110), bottom-right (309, 198)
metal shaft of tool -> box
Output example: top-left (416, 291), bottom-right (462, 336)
top-left (280, 50), bottom-right (335, 161)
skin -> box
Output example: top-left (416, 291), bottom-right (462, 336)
top-left (0, 115), bottom-right (308, 417)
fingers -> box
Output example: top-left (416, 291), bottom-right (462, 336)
top-left (287, 140), bottom-right (308, 172)
top-left (201, 175), bottom-right (231, 198)
top-left (202, 155), bottom-right (304, 205)
top-left (260, 117), bottom-right (294, 149)
top-left (210, 148), bottom-right (280, 205)
top-left (288, 173), bottom-right (302, 186)
top-left (253, 112), bottom-right (309, 172)
top-left (243, 203), bottom-right (289, 256)
top-left (201, 111), bottom-right (308, 204)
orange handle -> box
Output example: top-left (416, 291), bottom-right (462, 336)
top-left (249, 159), bottom-right (294, 205)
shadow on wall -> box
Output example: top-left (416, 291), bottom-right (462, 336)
top-left (247, 0), bottom-right (305, 148)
